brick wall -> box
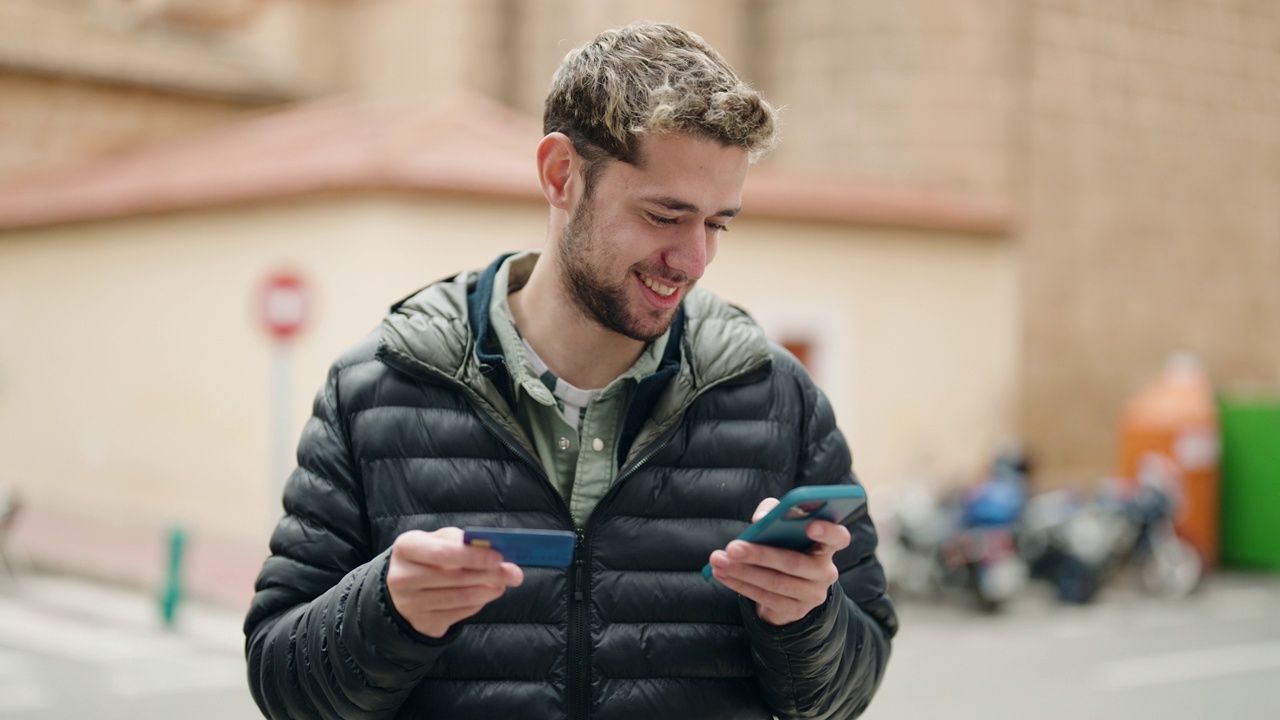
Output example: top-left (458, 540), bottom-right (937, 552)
top-left (752, 0), bottom-right (1016, 201)
top-left (0, 0), bottom-right (324, 182)
top-left (1020, 0), bottom-right (1280, 486)
top-left (0, 72), bottom-right (256, 183)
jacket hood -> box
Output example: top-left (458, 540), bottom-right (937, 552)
top-left (376, 261), bottom-right (773, 453)
top-left (382, 272), bottom-right (769, 384)
top-left (380, 271), bottom-right (477, 382)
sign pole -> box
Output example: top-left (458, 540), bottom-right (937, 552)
top-left (270, 341), bottom-right (292, 524)
top-left (259, 271), bottom-right (310, 527)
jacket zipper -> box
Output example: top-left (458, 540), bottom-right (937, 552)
top-left (568, 527), bottom-right (588, 720)
top-left (476, 356), bottom-right (686, 717)
top-left (465, 396), bottom-right (596, 720)
top-left (467, 408), bottom-right (592, 720)
top-left (567, 429), bottom-right (680, 720)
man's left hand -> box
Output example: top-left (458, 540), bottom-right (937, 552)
top-left (707, 497), bottom-right (851, 626)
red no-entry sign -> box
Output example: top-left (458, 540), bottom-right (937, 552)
top-left (259, 272), bottom-right (309, 340)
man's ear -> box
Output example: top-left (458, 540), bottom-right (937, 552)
top-left (537, 133), bottom-right (579, 211)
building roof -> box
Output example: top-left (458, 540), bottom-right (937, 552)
top-left (0, 93), bottom-right (1010, 235)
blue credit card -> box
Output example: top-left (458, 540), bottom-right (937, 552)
top-left (462, 527), bottom-right (576, 567)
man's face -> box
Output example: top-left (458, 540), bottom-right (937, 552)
top-left (556, 132), bottom-right (749, 342)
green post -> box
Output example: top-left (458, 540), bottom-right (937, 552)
top-left (161, 526), bottom-right (186, 629)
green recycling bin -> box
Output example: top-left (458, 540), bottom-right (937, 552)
top-left (1218, 395), bottom-right (1280, 571)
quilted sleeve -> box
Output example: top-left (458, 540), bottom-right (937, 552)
top-left (244, 360), bottom-right (454, 720)
top-left (743, 351), bottom-right (898, 719)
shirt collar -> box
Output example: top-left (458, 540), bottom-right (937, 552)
top-left (487, 251), bottom-right (669, 405)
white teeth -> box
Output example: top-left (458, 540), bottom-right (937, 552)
top-left (642, 276), bottom-right (677, 297)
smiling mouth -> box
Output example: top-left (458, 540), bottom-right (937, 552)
top-left (640, 274), bottom-right (678, 297)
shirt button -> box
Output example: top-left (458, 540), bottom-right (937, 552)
top-left (591, 438), bottom-right (604, 452)
top-left (557, 437), bottom-right (571, 451)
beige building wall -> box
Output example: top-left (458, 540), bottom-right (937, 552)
top-left (0, 194), bottom-right (1014, 550)
top-left (707, 221), bottom-right (1019, 493)
top-left (0, 195), bottom-right (543, 549)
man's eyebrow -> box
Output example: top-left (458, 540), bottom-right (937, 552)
top-left (649, 196), bottom-right (741, 218)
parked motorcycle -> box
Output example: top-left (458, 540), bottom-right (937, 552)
top-left (884, 449), bottom-right (1030, 613)
top-left (1018, 484), bottom-right (1124, 603)
top-left (881, 481), bottom-right (954, 599)
top-left (1019, 453), bottom-right (1202, 603)
top-left (1109, 454), bottom-right (1203, 597)
top-left (940, 460), bottom-right (1029, 612)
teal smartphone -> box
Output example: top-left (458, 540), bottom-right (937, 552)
top-left (702, 485), bottom-right (867, 582)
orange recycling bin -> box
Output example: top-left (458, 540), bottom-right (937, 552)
top-left (1117, 353), bottom-right (1221, 565)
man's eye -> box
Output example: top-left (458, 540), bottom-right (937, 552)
top-left (647, 213), bottom-right (679, 225)
top-left (708, 222), bottom-right (729, 233)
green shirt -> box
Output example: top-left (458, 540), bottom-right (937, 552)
top-left (488, 252), bottom-right (668, 526)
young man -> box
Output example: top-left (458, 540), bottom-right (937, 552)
top-left (245, 21), bottom-right (897, 720)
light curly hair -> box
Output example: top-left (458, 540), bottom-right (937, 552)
top-left (544, 21), bottom-right (779, 194)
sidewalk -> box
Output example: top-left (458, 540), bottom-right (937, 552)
top-left (0, 570), bottom-right (245, 656)
top-left (0, 568), bottom-right (258, 719)
top-left (4, 502), bottom-right (265, 613)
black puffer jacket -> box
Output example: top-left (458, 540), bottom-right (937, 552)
top-left (245, 257), bottom-right (897, 719)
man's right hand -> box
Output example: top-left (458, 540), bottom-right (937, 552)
top-left (386, 527), bottom-right (524, 639)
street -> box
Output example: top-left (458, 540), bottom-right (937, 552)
top-left (0, 574), bottom-right (258, 720)
top-left (1, 569), bottom-right (1278, 719)
top-left (867, 571), bottom-right (1280, 719)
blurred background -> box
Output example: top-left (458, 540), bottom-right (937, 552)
top-left (0, 1), bottom-right (1277, 718)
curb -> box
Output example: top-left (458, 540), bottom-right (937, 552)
top-left (5, 502), bottom-right (264, 613)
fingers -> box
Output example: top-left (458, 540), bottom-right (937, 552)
top-left (751, 497), bottom-right (780, 523)
top-left (707, 519), bottom-right (852, 627)
top-left (392, 528), bottom-right (504, 571)
top-left (387, 561), bottom-right (524, 638)
top-left (802, 518), bottom-right (853, 556)
top-left (710, 566), bottom-right (824, 625)
top-left (394, 578), bottom-right (512, 613)
top-left (387, 528), bottom-right (525, 638)
top-left (390, 530), bottom-right (525, 589)
top-left (388, 558), bottom-right (524, 592)
top-left (709, 538), bottom-right (840, 592)
top-left (707, 548), bottom-right (832, 625)
top-left (740, 519), bottom-right (852, 566)
top-left (708, 519), bottom-right (851, 587)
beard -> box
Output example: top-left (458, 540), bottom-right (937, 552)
top-left (557, 200), bottom-right (682, 343)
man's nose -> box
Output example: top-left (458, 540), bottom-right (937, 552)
top-left (664, 225), bottom-right (712, 281)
